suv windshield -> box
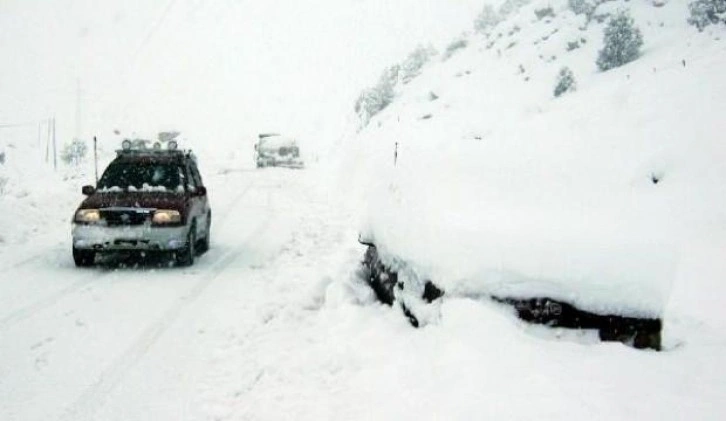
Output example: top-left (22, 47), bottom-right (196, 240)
top-left (97, 162), bottom-right (183, 192)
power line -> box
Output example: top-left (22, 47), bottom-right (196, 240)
top-left (131, 0), bottom-right (180, 63)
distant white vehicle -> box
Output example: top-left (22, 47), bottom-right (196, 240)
top-left (254, 134), bottom-right (304, 169)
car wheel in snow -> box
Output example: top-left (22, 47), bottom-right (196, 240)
top-left (362, 245), bottom-right (398, 305)
top-left (73, 247), bottom-right (96, 267)
top-left (198, 216), bottom-right (211, 254)
top-left (175, 225), bottom-right (196, 267)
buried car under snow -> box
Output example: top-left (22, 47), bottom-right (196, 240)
top-left (359, 233), bottom-right (669, 351)
top-left (71, 139), bottom-right (211, 267)
top-left (356, 176), bottom-right (676, 351)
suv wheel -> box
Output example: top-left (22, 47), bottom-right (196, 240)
top-left (176, 225), bottom-right (196, 267)
top-left (198, 216), bottom-right (211, 254)
top-left (73, 247), bottom-right (96, 267)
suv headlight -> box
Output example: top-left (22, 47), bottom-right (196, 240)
top-left (75, 209), bottom-right (100, 224)
top-left (152, 210), bottom-right (182, 225)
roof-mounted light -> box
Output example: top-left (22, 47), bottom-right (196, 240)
top-left (153, 142), bottom-right (162, 150)
top-left (121, 139), bottom-right (132, 150)
top-left (168, 140), bottom-right (178, 150)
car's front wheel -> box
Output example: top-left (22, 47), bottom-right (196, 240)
top-left (175, 225), bottom-right (196, 267)
top-left (73, 247), bottom-right (96, 267)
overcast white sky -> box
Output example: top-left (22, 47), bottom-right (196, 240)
top-left (0, 0), bottom-right (484, 152)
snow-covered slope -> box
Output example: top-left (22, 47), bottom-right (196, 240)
top-left (345, 0), bottom-right (726, 319)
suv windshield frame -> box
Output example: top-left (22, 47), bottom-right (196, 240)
top-left (97, 162), bottom-right (185, 193)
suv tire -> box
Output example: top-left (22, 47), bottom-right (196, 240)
top-left (198, 215), bottom-right (211, 254)
top-left (176, 224), bottom-right (196, 267)
top-left (73, 248), bottom-right (96, 267)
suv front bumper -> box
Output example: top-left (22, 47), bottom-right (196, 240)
top-left (72, 224), bottom-right (188, 251)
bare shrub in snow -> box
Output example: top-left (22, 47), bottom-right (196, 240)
top-left (61, 139), bottom-right (88, 166)
top-left (554, 67), bottom-right (577, 97)
top-left (687, 0), bottom-right (726, 31)
top-left (567, 40), bottom-right (582, 50)
top-left (596, 10), bottom-right (644, 71)
top-left (535, 6), bottom-right (556, 20)
top-left (443, 37), bottom-right (468, 61)
top-left (474, 5), bottom-right (501, 32)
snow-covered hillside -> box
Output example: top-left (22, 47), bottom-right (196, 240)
top-left (345, 0), bottom-right (726, 323)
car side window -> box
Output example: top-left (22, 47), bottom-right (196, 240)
top-left (185, 164), bottom-right (197, 192)
top-left (177, 166), bottom-right (188, 192)
top-left (190, 163), bottom-right (203, 187)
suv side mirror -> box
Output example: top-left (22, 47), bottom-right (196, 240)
top-left (82, 185), bottom-right (96, 196)
top-left (195, 186), bottom-right (207, 196)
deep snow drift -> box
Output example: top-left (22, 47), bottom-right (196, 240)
top-left (344, 0), bottom-right (726, 320)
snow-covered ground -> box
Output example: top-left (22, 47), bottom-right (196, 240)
top-left (1, 0), bottom-right (726, 420)
top-left (1, 163), bottom-right (724, 420)
top-left (345, 0), bottom-right (726, 321)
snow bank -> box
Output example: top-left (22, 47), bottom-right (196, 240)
top-left (345, 0), bottom-right (726, 317)
top-left (0, 130), bottom-right (82, 258)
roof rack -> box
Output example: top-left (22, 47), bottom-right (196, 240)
top-left (115, 148), bottom-right (187, 157)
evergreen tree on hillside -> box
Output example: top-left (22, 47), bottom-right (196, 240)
top-left (474, 5), bottom-right (500, 32)
top-left (554, 67), bottom-right (577, 97)
top-left (568, 0), bottom-right (594, 16)
top-left (688, 0), bottom-right (726, 31)
top-left (400, 45), bottom-right (437, 84)
top-left (596, 11), bottom-right (643, 71)
top-left (354, 65), bottom-right (399, 126)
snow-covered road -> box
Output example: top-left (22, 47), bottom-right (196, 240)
top-left (1, 167), bottom-right (725, 420)
top-left (0, 168), bottom-right (359, 420)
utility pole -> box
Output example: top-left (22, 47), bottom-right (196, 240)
top-left (52, 117), bottom-right (57, 171)
top-left (37, 120), bottom-right (43, 148)
top-left (45, 118), bottom-right (51, 163)
top-left (93, 136), bottom-right (98, 183)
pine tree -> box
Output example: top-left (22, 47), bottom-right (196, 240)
top-left (596, 11), bottom-right (644, 71)
top-left (568, 0), bottom-right (594, 17)
top-left (474, 5), bottom-right (500, 32)
top-left (688, 0), bottom-right (726, 31)
top-left (554, 67), bottom-right (577, 97)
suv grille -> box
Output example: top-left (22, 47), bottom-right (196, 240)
top-left (101, 209), bottom-right (150, 226)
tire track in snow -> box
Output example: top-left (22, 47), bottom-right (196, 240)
top-left (61, 185), bottom-right (274, 421)
top-left (3, 250), bottom-right (50, 271)
top-left (0, 270), bottom-right (111, 331)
